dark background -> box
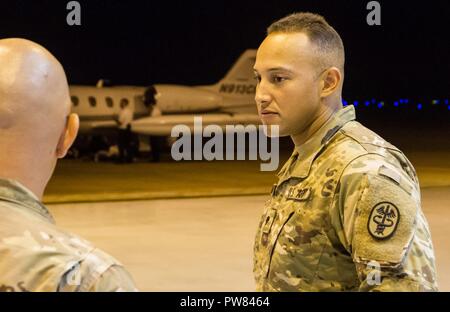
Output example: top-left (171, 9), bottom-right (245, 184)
top-left (0, 0), bottom-right (449, 145)
top-left (0, 0), bottom-right (448, 98)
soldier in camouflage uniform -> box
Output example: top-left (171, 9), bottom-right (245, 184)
top-left (252, 13), bottom-right (437, 291)
top-left (0, 38), bottom-right (137, 291)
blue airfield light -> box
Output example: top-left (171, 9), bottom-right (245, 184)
top-left (417, 103), bottom-right (422, 110)
top-left (371, 98), bottom-right (376, 104)
top-left (399, 99), bottom-right (403, 104)
top-left (353, 100), bottom-right (358, 107)
top-left (377, 102), bottom-right (384, 109)
top-left (405, 99), bottom-right (409, 104)
top-left (394, 101), bottom-right (399, 107)
top-left (432, 99), bottom-right (439, 105)
top-left (445, 99), bottom-right (449, 105)
top-left (343, 100), bottom-right (348, 106)
top-left (447, 105), bottom-right (450, 111)
top-left (364, 100), bottom-right (370, 106)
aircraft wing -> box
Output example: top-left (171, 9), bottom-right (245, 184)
top-left (90, 120), bottom-right (118, 129)
top-left (77, 120), bottom-right (119, 134)
top-left (130, 114), bottom-right (261, 136)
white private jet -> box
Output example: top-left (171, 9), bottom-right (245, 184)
top-left (69, 49), bottom-right (260, 136)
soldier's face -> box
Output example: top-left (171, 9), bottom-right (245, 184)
top-left (254, 33), bottom-right (323, 137)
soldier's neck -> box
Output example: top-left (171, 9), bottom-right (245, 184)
top-left (0, 149), bottom-right (54, 201)
top-left (290, 99), bottom-right (343, 148)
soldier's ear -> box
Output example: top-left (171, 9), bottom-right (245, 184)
top-left (319, 67), bottom-right (342, 98)
top-left (56, 113), bottom-right (79, 159)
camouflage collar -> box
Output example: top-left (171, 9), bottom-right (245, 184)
top-left (0, 178), bottom-right (55, 224)
top-left (277, 105), bottom-right (356, 180)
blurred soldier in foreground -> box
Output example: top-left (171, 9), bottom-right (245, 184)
top-left (253, 13), bottom-right (438, 291)
top-left (0, 38), bottom-right (137, 292)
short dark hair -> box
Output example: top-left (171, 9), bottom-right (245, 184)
top-left (267, 12), bottom-right (345, 72)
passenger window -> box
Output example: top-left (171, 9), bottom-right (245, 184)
top-left (71, 96), bottom-right (79, 107)
top-left (88, 96), bottom-right (97, 107)
top-left (106, 97), bottom-right (114, 108)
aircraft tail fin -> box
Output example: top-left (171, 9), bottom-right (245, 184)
top-left (220, 49), bottom-right (257, 83)
top-left (200, 49), bottom-right (257, 105)
top-left (193, 49), bottom-right (257, 113)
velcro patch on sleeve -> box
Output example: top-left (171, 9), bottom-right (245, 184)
top-left (352, 174), bottom-right (418, 266)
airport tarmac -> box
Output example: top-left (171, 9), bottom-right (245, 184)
top-left (48, 187), bottom-right (450, 292)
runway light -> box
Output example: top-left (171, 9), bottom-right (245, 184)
top-left (338, 98), bottom-right (450, 110)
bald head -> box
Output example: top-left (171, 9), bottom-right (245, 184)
top-left (0, 38), bottom-right (79, 199)
top-left (0, 38), bottom-right (70, 130)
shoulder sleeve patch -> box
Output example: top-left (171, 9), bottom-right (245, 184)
top-left (352, 174), bottom-right (418, 266)
top-left (367, 202), bottom-right (400, 240)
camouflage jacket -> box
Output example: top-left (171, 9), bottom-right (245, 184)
top-left (253, 105), bottom-right (438, 291)
top-left (0, 179), bottom-right (137, 292)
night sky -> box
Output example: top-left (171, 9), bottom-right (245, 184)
top-left (0, 0), bottom-right (449, 100)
